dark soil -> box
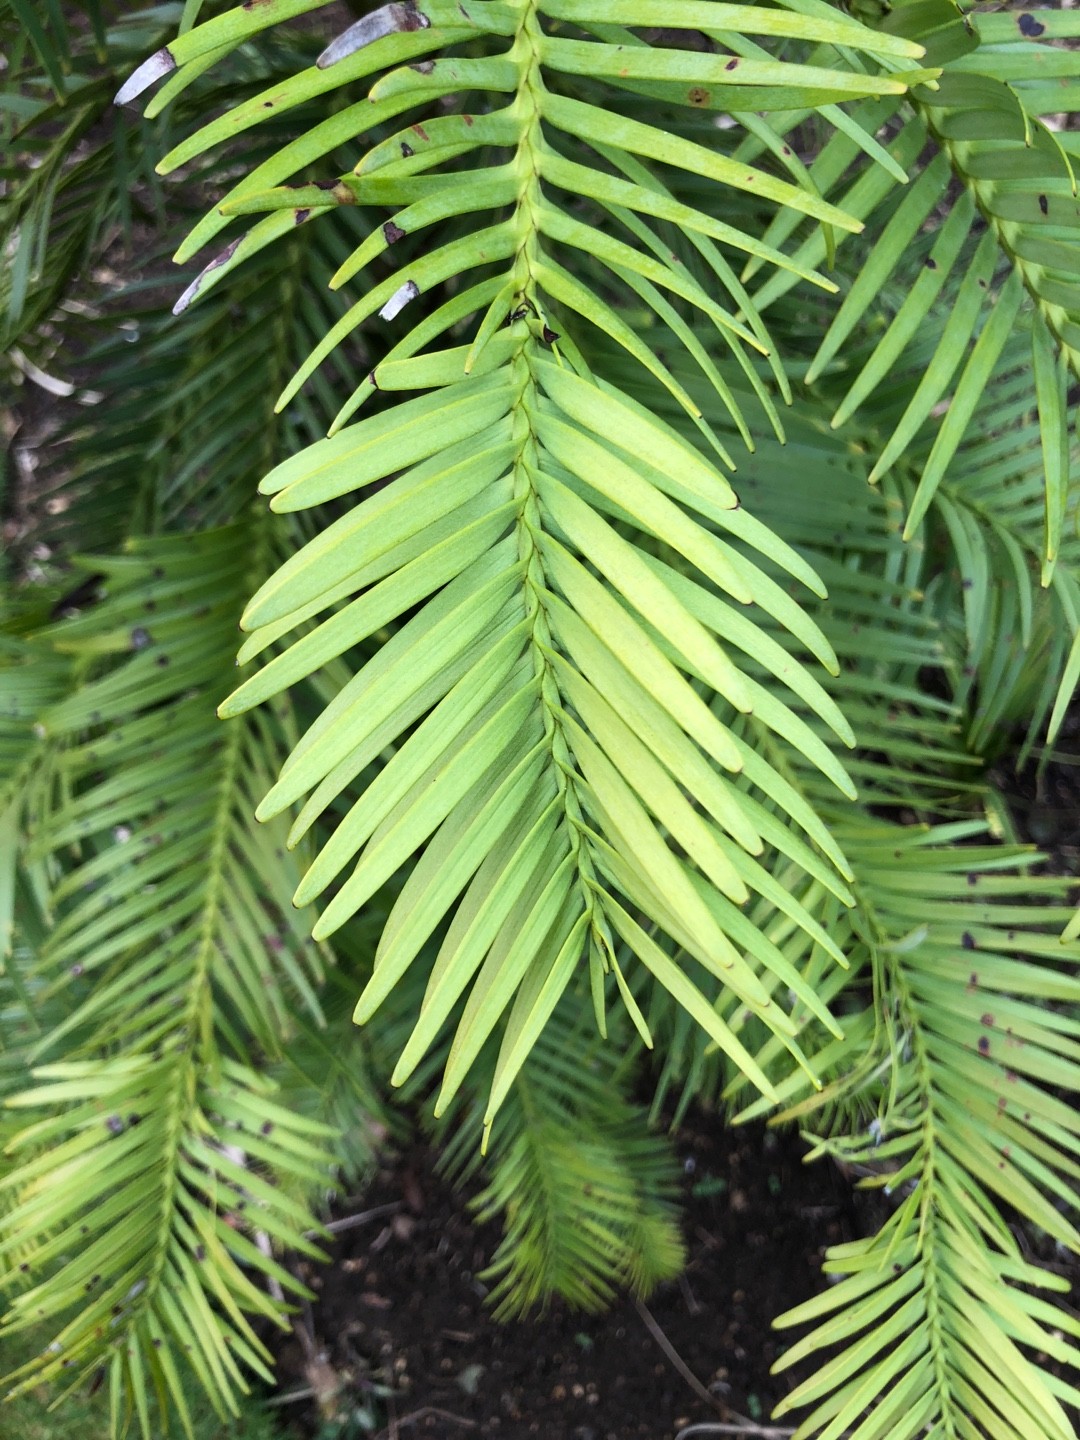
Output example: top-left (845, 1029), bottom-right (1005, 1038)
top-left (273, 1120), bottom-right (880, 1440)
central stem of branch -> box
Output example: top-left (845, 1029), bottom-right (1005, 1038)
top-left (499, 0), bottom-right (609, 1033)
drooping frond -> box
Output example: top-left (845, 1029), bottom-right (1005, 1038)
top-left (0, 528), bottom-right (338, 1431)
top-left (740, 827), bottom-right (1080, 1440)
top-left (106, 0), bottom-right (952, 1126)
top-left (765, 0), bottom-right (1080, 575)
top-left (437, 1006), bottom-right (684, 1316)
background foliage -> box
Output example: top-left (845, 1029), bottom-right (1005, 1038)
top-left (2, 1), bottom-right (1080, 1437)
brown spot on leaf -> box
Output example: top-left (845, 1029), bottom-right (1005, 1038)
top-left (295, 208), bottom-right (311, 225)
top-left (384, 220), bottom-right (406, 244)
top-left (1039, 193), bottom-right (1048, 215)
top-left (1018, 12), bottom-right (1046, 36)
top-left (978, 1036), bottom-right (990, 1055)
top-left (688, 87), bottom-right (709, 106)
top-left (401, 141), bottom-right (414, 157)
top-left (961, 931), bottom-right (976, 950)
top-left (411, 123), bottom-right (430, 142)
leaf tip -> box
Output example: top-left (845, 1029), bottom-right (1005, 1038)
top-left (318, 4), bottom-right (430, 70)
top-left (311, 912), bottom-right (335, 941)
top-left (114, 48), bottom-right (176, 107)
top-left (171, 279), bottom-right (198, 317)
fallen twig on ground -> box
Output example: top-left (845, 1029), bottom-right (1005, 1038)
top-left (633, 1295), bottom-right (725, 1414)
top-left (675, 1424), bottom-right (796, 1439)
top-left (305, 1201), bottom-right (403, 1238)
